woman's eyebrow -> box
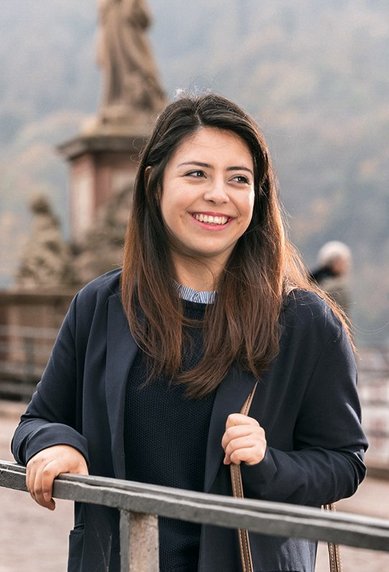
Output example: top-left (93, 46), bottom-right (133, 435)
top-left (177, 161), bottom-right (211, 168)
top-left (177, 161), bottom-right (253, 175)
top-left (227, 166), bottom-right (254, 175)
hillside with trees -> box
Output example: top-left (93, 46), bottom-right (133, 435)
top-left (0, 0), bottom-right (388, 345)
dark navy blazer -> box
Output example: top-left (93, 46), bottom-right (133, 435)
top-left (12, 269), bottom-right (367, 572)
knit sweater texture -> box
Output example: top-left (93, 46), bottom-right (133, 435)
top-left (124, 301), bottom-right (215, 571)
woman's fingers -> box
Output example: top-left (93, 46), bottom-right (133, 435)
top-left (27, 458), bottom-right (62, 509)
top-left (222, 413), bottom-right (267, 466)
top-left (26, 445), bottom-right (88, 510)
top-left (27, 465), bottom-right (52, 509)
top-left (224, 437), bottom-right (259, 465)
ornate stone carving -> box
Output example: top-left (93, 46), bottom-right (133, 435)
top-left (72, 181), bottom-right (134, 284)
top-left (15, 195), bottom-right (77, 289)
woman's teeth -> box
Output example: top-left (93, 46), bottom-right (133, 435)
top-left (193, 214), bottom-right (228, 225)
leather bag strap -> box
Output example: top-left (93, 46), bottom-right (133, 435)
top-left (323, 504), bottom-right (343, 572)
top-left (230, 384), bottom-right (258, 572)
top-left (230, 383), bottom-right (342, 572)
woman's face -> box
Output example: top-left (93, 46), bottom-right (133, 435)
top-left (160, 127), bottom-right (255, 277)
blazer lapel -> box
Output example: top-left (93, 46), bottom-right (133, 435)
top-left (204, 366), bottom-right (257, 492)
top-left (105, 293), bottom-right (139, 479)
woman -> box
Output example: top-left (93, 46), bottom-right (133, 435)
top-left (12, 93), bottom-right (367, 572)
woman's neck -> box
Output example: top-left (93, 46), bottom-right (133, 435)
top-left (173, 256), bottom-right (221, 292)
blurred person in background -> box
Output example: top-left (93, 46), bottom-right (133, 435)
top-left (310, 240), bottom-right (352, 316)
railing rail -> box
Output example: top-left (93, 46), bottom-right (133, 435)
top-left (1, 460), bottom-right (389, 571)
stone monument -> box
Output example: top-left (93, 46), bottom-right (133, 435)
top-left (58, 0), bottom-right (166, 244)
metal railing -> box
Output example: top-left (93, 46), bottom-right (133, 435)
top-left (1, 460), bottom-right (389, 571)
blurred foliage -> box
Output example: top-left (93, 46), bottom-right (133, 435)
top-left (0, 0), bottom-right (388, 344)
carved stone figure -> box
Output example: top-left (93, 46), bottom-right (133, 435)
top-left (16, 195), bottom-right (77, 289)
top-left (73, 181), bottom-right (134, 284)
top-left (97, 0), bottom-right (166, 126)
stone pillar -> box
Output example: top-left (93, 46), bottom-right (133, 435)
top-left (58, 130), bottom-right (148, 243)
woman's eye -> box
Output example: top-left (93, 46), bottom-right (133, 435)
top-left (233, 175), bottom-right (250, 184)
top-left (186, 170), bottom-right (205, 178)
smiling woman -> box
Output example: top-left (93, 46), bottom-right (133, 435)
top-left (12, 92), bottom-right (367, 572)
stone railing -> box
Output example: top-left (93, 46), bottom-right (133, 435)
top-left (0, 290), bottom-right (74, 399)
top-left (358, 347), bottom-right (389, 473)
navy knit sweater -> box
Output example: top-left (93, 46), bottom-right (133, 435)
top-left (124, 301), bottom-right (216, 571)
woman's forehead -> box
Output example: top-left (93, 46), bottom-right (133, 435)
top-left (168, 127), bottom-right (253, 165)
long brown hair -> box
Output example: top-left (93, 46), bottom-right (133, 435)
top-left (121, 92), bottom-right (348, 397)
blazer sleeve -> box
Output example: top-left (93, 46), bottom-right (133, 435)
top-left (11, 293), bottom-right (89, 466)
top-left (241, 309), bottom-right (368, 507)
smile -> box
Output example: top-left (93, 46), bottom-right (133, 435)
top-left (192, 213), bottom-right (230, 225)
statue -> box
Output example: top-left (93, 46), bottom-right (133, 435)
top-left (97, 0), bottom-right (166, 128)
top-left (16, 195), bottom-right (77, 289)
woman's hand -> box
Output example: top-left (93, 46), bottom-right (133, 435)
top-left (221, 413), bottom-right (267, 466)
top-left (26, 445), bottom-right (89, 510)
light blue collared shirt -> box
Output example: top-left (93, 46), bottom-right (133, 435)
top-left (175, 283), bottom-right (216, 304)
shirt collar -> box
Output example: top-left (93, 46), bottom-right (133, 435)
top-left (175, 282), bottom-right (216, 304)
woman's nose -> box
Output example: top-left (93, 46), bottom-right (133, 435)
top-left (203, 179), bottom-right (229, 203)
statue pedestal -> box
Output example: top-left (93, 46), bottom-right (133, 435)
top-left (58, 127), bottom-right (149, 243)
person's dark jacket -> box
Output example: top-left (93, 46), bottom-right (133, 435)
top-left (12, 269), bottom-right (368, 572)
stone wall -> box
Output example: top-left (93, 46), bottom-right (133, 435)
top-left (0, 290), bottom-right (74, 398)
